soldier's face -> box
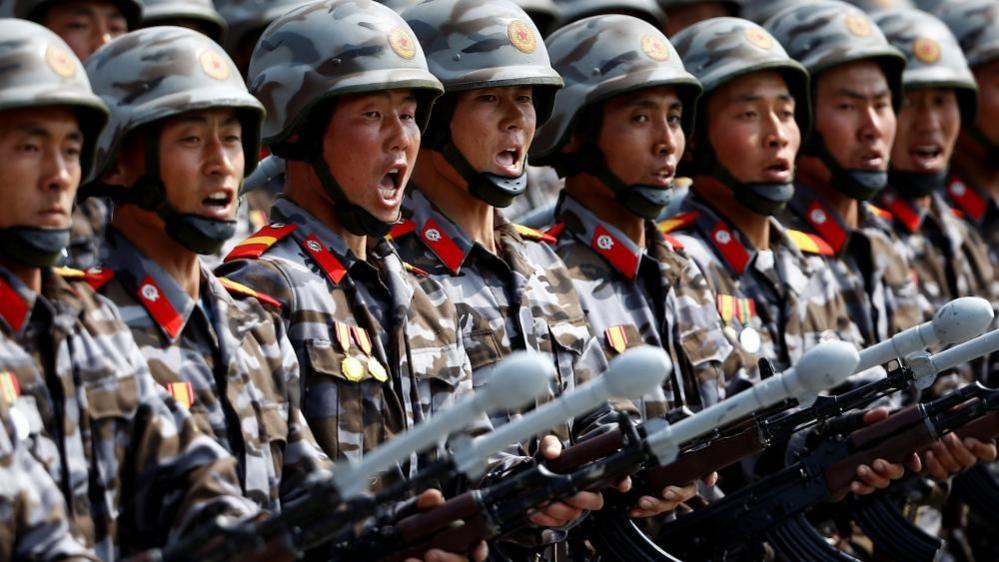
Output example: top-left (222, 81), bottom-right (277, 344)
top-left (43, 1), bottom-right (128, 60)
top-left (973, 60), bottom-right (999, 145)
top-left (596, 86), bottom-right (685, 189)
top-left (323, 90), bottom-right (419, 223)
top-left (813, 61), bottom-right (896, 173)
top-left (0, 106), bottom-right (82, 231)
top-left (890, 88), bottom-right (960, 174)
top-left (450, 85), bottom-right (536, 178)
top-left (706, 71), bottom-right (799, 184)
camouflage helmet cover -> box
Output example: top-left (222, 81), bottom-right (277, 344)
top-left (935, 0), bottom-right (999, 69)
top-left (140, 0), bottom-right (227, 41)
top-left (0, 18), bottom-right (109, 177)
top-left (531, 14), bottom-right (702, 163)
top-left (553, 0), bottom-right (666, 28)
top-left (402, 0), bottom-right (563, 124)
top-left (740, 0), bottom-right (820, 25)
top-left (0, 0), bottom-right (144, 29)
top-left (843, 0), bottom-right (915, 13)
top-left (765, 0), bottom-right (906, 109)
top-left (85, 25), bottom-right (263, 180)
top-left (875, 8), bottom-right (977, 122)
top-left (673, 16), bottom-right (811, 138)
top-left (656, 0), bottom-right (741, 13)
top-left (215, 0), bottom-right (305, 52)
top-left (249, 0), bottom-right (443, 148)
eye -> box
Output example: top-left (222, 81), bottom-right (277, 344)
top-left (477, 94), bottom-right (498, 103)
top-left (18, 142), bottom-right (40, 153)
top-left (182, 135), bottom-right (201, 143)
top-left (741, 110), bottom-right (757, 119)
top-left (516, 94), bottom-right (533, 104)
top-left (363, 111), bottom-right (381, 120)
top-left (224, 133), bottom-right (242, 143)
top-left (632, 114), bottom-right (650, 124)
top-left (667, 114), bottom-right (682, 126)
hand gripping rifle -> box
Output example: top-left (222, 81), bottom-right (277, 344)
top-left (356, 342), bottom-right (860, 561)
top-left (128, 351), bottom-right (555, 562)
top-left (655, 327), bottom-right (999, 562)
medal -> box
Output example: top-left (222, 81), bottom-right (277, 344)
top-left (739, 327), bottom-right (761, 354)
top-left (368, 357), bottom-right (388, 382)
top-left (341, 357), bottom-right (366, 382)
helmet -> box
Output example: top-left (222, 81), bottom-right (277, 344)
top-left (656, 0), bottom-right (740, 14)
top-left (376, 0), bottom-right (418, 11)
top-left (553, 0), bottom-right (665, 29)
top-left (512, 0), bottom-right (558, 35)
top-left (0, 18), bottom-right (109, 267)
top-left (935, 0), bottom-right (999, 69)
top-left (215, 0), bottom-right (304, 54)
top-left (767, 0), bottom-right (906, 201)
top-left (402, 0), bottom-right (562, 208)
top-left (248, 0), bottom-right (443, 237)
top-left (140, 0), bottom-right (226, 42)
top-left (85, 26), bottom-right (263, 254)
top-left (876, 8), bottom-right (977, 198)
top-left (843, 0), bottom-right (915, 12)
top-left (0, 0), bottom-right (144, 30)
top-left (674, 17), bottom-right (809, 215)
top-left (741, 0), bottom-right (821, 25)
top-left (531, 15), bottom-right (702, 219)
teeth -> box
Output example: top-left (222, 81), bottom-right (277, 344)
top-left (207, 191), bottom-right (228, 202)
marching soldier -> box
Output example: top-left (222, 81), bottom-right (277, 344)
top-left (0, 18), bottom-right (255, 560)
top-left (138, 0), bottom-right (226, 42)
top-left (215, 2), bottom-right (484, 560)
top-left (82, 26), bottom-right (329, 513)
top-left (530, 15), bottom-right (733, 417)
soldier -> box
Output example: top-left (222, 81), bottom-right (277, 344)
top-left (138, 0), bottom-right (226, 42)
top-left (79, 26), bottom-right (330, 514)
top-left (0, 18), bottom-right (255, 560)
top-left (657, 0), bottom-right (740, 37)
top-left (530, 15), bottom-right (733, 418)
top-left (215, 0), bottom-right (303, 78)
top-left (215, 2), bottom-right (485, 560)
top-left (764, 0), bottom-right (925, 349)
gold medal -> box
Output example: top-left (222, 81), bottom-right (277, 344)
top-left (341, 357), bottom-right (366, 382)
top-left (368, 357), bottom-right (388, 382)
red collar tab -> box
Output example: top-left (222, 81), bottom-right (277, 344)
top-left (388, 219), bottom-right (417, 240)
top-left (0, 277), bottom-right (29, 333)
top-left (299, 234), bottom-right (347, 287)
top-left (709, 221), bottom-right (750, 275)
top-left (225, 222), bottom-right (297, 262)
top-left (866, 204), bottom-right (892, 222)
top-left (946, 178), bottom-right (986, 223)
top-left (803, 200), bottom-right (847, 253)
top-left (881, 193), bottom-right (923, 233)
top-left (402, 262), bottom-right (429, 277)
top-left (657, 211), bottom-right (699, 234)
top-left (591, 224), bottom-right (640, 280)
top-left (421, 218), bottom-right (465, 274)
top-left (82, 267), bottom-right (115, 291)
top-left (136, 276), bottom-right (183, 340)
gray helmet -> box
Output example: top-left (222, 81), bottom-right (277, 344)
top-left (741, 0), bottom-right (821, 25)
top-left (657, 0), bottom-right (740, 14)
top-left (531, 15), bottom-right (702, 219)
top-left (843, 0), bottom-right (915, 12)
top-left (767, 1), bottom-right (907, 201)
top-left (140, 0), bottom-right (226, 42)
top-left (673, 17), bottom-right (809, 215)
top-left (0, 18), bottom-right (110, 267)
top-left (935, 0), bottom-right (999, 69)
top-left (513, 0), bottom-right (558, 35)
top-left (402, 0), bottom-right (562, 208)
top-left (248, 0), bottom-right (443, 237)
top-left (376, 0), bottom-right (418, 12)
top-left (916, 0), bottom-right (945, 11)
top-left (0, 0), bottom-right (144, 30)
top-left (85, 26), bottom-right (263, 253)
top-left (553, 0), bottom-right (666, 29)
top-left (215, 0), bottom-right (304, 54)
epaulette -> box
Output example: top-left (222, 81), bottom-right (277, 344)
top-left (786, 229), bottom-right (835, 256)
top-left (402, 262), bottom-right (429, 277)
top-left (544, 223), bottom-right (566, 240)
top-left (513, 223), bottom-right (557, 244)
top-left (224, 222), bottom-right (297, 262)
top-left (866, 204), bottom-right (893, 222)
top-left (388, 219), bottom-right (417, 240)
top-left (218, 277), bottom-right (281, 310)
top-left (663, 233), bottom-right (685, 252)
top-left (54, 266), bottom-right (115, 291)
top-left (657, 211), bottom-right (699, 234)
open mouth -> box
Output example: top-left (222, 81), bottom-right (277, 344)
top-left (651, 166), bottom-right (675, 186)
top-left (494, 147), bottom-right (523, 174)
top-left (761, 159), bottom-right (792, 182)
top-left (376, 164), bottom-right (406, 208)
top-left (857, 150), bottom-right (885, 170)
top-left (201, 189), bottom-right (235, 218)
top-left (909, 144), bottom-right (944, 170)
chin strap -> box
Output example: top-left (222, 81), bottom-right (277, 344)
top-left (440, 142), bottom-right (527, 209)
top-left (0, 227), bottom-right (70, 267)
top-left (310, 155), bottom-right (395, 238)
top-left (703, 150), bottom-right (794, 217)
top-left (805, 133), bottom-right (888, 201)
top-left (888, 169), bottom-right (949, 200)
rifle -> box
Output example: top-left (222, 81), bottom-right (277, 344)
top-left (349, 341), bottom-right (861, 561)
top-left (655, 328), bottom-right (999, 562)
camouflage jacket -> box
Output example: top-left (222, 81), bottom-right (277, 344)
top-left (782, 187), bottom-right (928, 346)
top-left (548, 194), bottom-right (733, 417)
top-left (94, 228), bottom-right (330, 512)
top-left (64, 198), bottom-right (110, 270)
top-left (660, 195), bottom-right (865, 387)
top-left (943, 173), bottom-right (999, 296)
top-left (216, 197), bottom-right (474, 489)
top-left (391, 189), bottom-right (614, 448)
top-left (0, 265), bottom-right (255, 561)
top-left (0, 360), bottom-right (98, 562)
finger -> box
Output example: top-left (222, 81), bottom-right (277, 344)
top-left (472, 541), bottom-right (488, 562)
top-left (862, 407), bottom-right (890, 424)
top-left (851, 480), bottom-right (876, 495)
top-left (416, 488), bottom-right (445, 510)
top-left (529, 511), bottom-right (570, 527)
top-left (944, 434), bottom-right (978, 468)
top-left (562, 490), bottom-right (604, 511)
top-left (855, 464), bottom-right (890, 489)
top-left (871, 459), bottom-right (904, 481)
top-left (931, 441), bottom-right (961, 474)
top-left (540, 435), bottom-right (563, 460)
top-left (924, 450), bottom-right (949, 481)
top-left (614, 476), bottom-right (632, 493)
top-left (424, 549), bottom-right (466, 562)
top-left (702, 472), bottom-right (719, 487)
top-left (966, 438), bottom-right (998, 462)
top-left (905, 453), bottom-right (922, 473)
top-left (539, 501), bottom-right (585, 522)
top-left (664, 484), bottom-right (697, 503)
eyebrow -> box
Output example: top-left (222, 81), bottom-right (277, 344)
top-left (833, 88), bottom-right (892, 100)
top-left (627, 98), bottom-right (681, 110)
top-left (173, 114), bottom-right (240, 126)
top-left (731, 92), bottom-right (794, 103)
top-left (13, 124), bottom-right (83, 141)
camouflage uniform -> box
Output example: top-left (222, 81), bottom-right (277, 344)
top-left (0, 349), bottom-right (98, 562)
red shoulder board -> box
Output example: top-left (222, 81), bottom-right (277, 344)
top-left (388, 219), bottom-right (417, 240)
top-left (866, 204), bottom-right (892, 222)
top-left (663, 233), bottom-right (684, 251)
top-left (218, 277), bottom-right (282, 310)
top-left (657, 211), bottom-right (699, 234)
top-left (402, 262), bottom-right (429, 277)
top-left (54, 266), bottom-right (116, 291)
top-left (513, 224), bottom-right (557, 244)
top-left (786, 229), bottom-right (835, 256)
top-left (544, 223), bottom-right (566, 240)
top-left (224, 222), bottom-right (297, 262)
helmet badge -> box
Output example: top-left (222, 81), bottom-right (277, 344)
top-left (913, 37), bottom-right (941, 64)
top-left (508, 20), bottom-right (537, 54)
top-left (45, 44), bottom-right (76, 78)
top-left (200, 49), bottom-right (231, 80)
top-left (389, 26), bottom-right (417, 60)
top-left (641, 34), bottom-right (670, 61)
top-left (744, 27), bottom-right (773, 51)
top-left (845, 13), bottom-right (872, 38)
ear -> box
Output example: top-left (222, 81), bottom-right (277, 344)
top-left (100, 153), bottom-right (132, 187)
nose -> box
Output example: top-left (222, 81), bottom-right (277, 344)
top-left (42, 148), bottom-right (75, 194)
top-left (205, 133), bottom-right (240, 178)
top-left (501, 98), bottom-right (532, 133)
top-left (384, 112), bottom-right (415, 154)
top-left (653, 116), bottom-right (682, 157)
top-left (858, 104), bottom-right (890, 143)
top-left (763, 111), bottom-right (790, 149)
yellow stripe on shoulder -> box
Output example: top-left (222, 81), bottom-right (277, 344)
top-left (866, 204), bottom-right (892, 221)
top-left (786, 229), bottom-right (835, 256)
top-left (657, 211), bottom-right (699, 234)
top-left (513, 224), bottom-right (557, 244)
top-left (52, 266), bottom-right (86, 279)
top-left (218, 277), bottom-right (282, 310)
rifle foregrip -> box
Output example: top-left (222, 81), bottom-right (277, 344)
top-left (847, 405), bottom-right (922, 449)
top-left (954, 411), bottom-right (999, 442)
top-left (547, 429), bottom-right (624, 474)
top-left (382, 517), bottom-right (490, 562)
top-left (825, 422), bottom-right (936, 494)
top-left (646, 430), bottom-right (761, 493)
top-left (396, 492), bottom-right (478, 544)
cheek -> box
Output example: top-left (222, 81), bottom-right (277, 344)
top-left (450, 111), bottom-right (497, 169)
top-left (711, 122), bottom-right (757, 177)
top-left (599, 123), bottom-right (643, 181)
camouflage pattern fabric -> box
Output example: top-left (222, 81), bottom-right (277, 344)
top-left (781, 190), bottom-right (929, 347)
top-left (215, 0), bottom-right (306, 54)
top-left (65, 198), bottom-right (111, 270)
top-left (139, 0), bottom-right (227, 41)
top-left (934, 0), bottom-right (999, 70)
top-left (217, 198), bottom-right (476, 490)
top-left (504, 165), bottom-right (563, 225)
top-left (0, 266), bottom-right (255, 561)
top-left (552, 0), bottom-right (665, 28)
top-left (550, 195), bottom-right (734, 416)
top-left (95, 228), bottom-right (330, 512)
top-left (943, 175), bottom-right (999, 295)
top-left (0, 366), bottom-right (98, 562)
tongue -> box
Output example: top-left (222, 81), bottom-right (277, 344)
top-left (496, 151), bottom-right (515, 167)
top-left (379, 174), bottom-right (395, 190)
